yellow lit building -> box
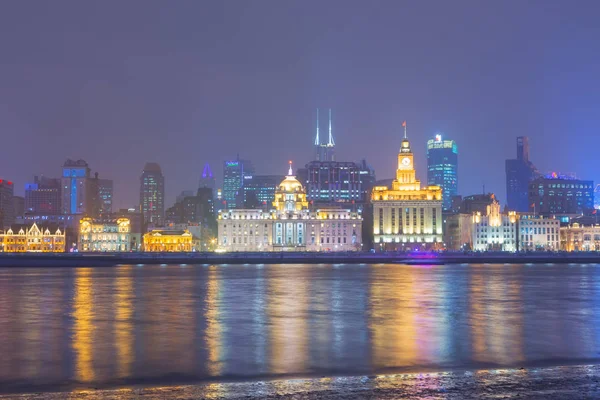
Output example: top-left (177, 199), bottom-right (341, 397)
top-left (0, 223), bottom-right (65, 252)
top-left (560, 223), bottom-right (600, 251)
top-left (218, 162), bottom-right (362, 252)
top-left (371, 123), bottom-right (443, 249)
top-left (471, 199), bottom-right (518, 251)
top-left (79, 217), bottom-right (131, 252)
top-left (143, 229), bottom-right (193, 252)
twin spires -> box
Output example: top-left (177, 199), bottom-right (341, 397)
top-left (314, 108), bottom-right (335, 147)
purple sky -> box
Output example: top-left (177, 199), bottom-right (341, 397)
top-left (1, 1), bottom-right (599, 209)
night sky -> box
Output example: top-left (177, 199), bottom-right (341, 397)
top-left (1, 1), bottom-right (599, 209)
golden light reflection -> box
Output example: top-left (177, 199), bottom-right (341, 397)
top-left (470, 268), bottom-right (486, 362)
top-left (114, 266), bottom-right (133, 378)
top-left (72, 268), bottom-right (95, 382)
top-left (269, 269), bottom-right (308, 374)
top-left (205, 266), bottom-right (222, 376)
top-left (371, 266), bottom-right (417, 368)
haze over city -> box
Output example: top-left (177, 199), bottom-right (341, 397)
top-left (1, 1), bottom-right (599, 208)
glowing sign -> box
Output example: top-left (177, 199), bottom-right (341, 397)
top-left (435, 134), bottom-right (442, 142)
top-left (225, 161), bottom-right (239, 167)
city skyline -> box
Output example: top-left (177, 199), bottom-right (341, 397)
top-left (1, 1), bottom-right (599, 208)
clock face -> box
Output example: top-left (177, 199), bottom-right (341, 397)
top-left (401, 157), bottom-right (411, 166)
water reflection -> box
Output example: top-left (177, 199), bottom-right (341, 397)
top-left (1, 263), bottom-right (600, 393)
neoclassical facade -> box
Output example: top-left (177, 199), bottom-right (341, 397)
top-left (560, 223), bottom-right (600, 251)
top-left (143, 229), bottom-right (193, 252)
top-left (218, 163), bottom-right (362, 252)
top-left (79, 217), bottom-right (131, 252)
top-left (0, 223), bottom-right (65, 252)
top-left (471, 199), bottom-right (518, 251)
top-left (371, 125), bottom-right (443, 249)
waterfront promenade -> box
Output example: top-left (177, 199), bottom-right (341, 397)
top-left (0, 250), bottom-right (599, 267)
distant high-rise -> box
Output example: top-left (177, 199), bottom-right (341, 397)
top-left (61, 159), bottom-right (95, 215)
top-left (529, 174), bottom-right (594, 216)
top-left (427, 133), bottom-right (458, 210)
top-left (0, 179), bottom-right (15, 229)
top-left (505, 136), bottom-right (537, 211)
top-left (140, 162), bottom-right (165, 226)
top-left (314, 109), bottom-right (335, 162)
top-left (222, 156), bottom-right (254, 209)
top-left (240, 175), bottom-right (284, 208)
top-left (97, 179), bottom-right (113, 214)
top-left (199, 163), bottom-right (216, 191)
top-left (25, 176), bottom-right (61, 214)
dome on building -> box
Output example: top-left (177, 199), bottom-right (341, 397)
top-left (277, 162), bottom-right (304, 193)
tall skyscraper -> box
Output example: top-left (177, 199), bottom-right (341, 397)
top-left (371, 122), bottom-right (443, 249)
top-left (25, 176), bottom-right (61, 214)
top-left (97, 179), bottom-right (113, 214)
top-left (140, 162), bottom-right (165, 227)
top-left (427, 133), bottom-right (458, 210)
top-left (0, 179), bottom-right (15, 229)
top-left (314, 108), bottom-right (335, 162)
top-left (61, 159), bottom-right (95, 215)
top-left (199, 162), bottom-right (216, 191)
top-left (222, 156), bottom-right (254, 209)
top-left (506, 136), bottom-right (537, 211)
top-left (240, 175), bottom-right (284, 208)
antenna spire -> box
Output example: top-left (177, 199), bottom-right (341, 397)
top-left (328, 109), bottom-right (335, 146)
top-left (314, 108), bottom-right (320, 146)
top-left (288, 160), bottom-right (293, 176)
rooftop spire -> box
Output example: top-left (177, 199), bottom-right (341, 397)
top-left (202, 162), bottom-right (213, 178)
top-left (288, 160), bottom-right (293, 176)
top-left (328, 108), bottom-right (335, 146)
top-left (314, 108), bottom-right (320, 146)
top-left (402, 120), bottom-right (407, 139)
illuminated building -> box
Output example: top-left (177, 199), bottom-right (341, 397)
top-left (97, 179), bottom-right (113, 214)
top-left (505, 136), bottom-right (538, 212)
top-left (240, 175), bottom-right (283, 208)
top-left (560, 222), bottom-right (600, 251)
top-left (222, 156), bottom-right (254, 209)
top-left (61, 159), bottom-right (98, 215)
top-left (165, 188), bottom-right (216, 241)
top-left (471, 198), bottom-right (517, 251)
top-left (78, 217), bottom-right (131, 252)
top-left (427, 133), bottom-right (457, 210)
top-left (140, 162), bottom-right (165, 226)
top-left (143, 229), bottom-right (193, 252)
top-left (528, 174), bottom-right (594, 217)
top-left (595, 184), bottom-right (600, 209)
top-left (371, 122), bottom-right (443, 249)
top-left (199, 162), bottom-right (216, 192)
top-left (314, 108), bottom-right (335, 162)
top-left (218, 162), bottom-right (362, 251)
top-left (0, 179), bottom-right (15, 229)
top-left (0, 223), bottom-right (65, 252)
top-left (518, 216), bottom-right (560, 251)
top-left (25, 176), bottom-right (61, 214)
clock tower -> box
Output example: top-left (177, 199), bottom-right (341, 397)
top-left (394, 129), bottom-right (419, 190)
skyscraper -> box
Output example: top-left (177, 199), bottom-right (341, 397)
top-left (97, 179), bottom-right (113, 214)
top-left (506, 136), bottom-right (537, 211)
top-left (222, 156), bottom-right (254, 209)
top-left (61, 159), bottom-right (95, 215)
top-left (25, 176), bottom-right (61, 214)
top-left (427, 133), bottom-right (458, 210)
top-left (529, 174), bottom-right (594, 217)
top-left (314, 108), bottom-right (335, 162)
top-left (140, 162), bottom-right (165, 227)
top-left (240, 174), bottom-right (284, 208)
top-left (0, 179), bottom-right (15, 229)
top-left (199, 162), bottom-right (216, 191)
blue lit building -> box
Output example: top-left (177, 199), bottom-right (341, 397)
top-left (241, 175), bottom-right (284, 208)
top-left (61, 159), bottom-right (93, 215)
top-left (426, 134), bottom-right (458, 210)
top-left (506, 136), bottom-right (538, 212)
top-left (98, 179), bottom-right (113, 214)
top-left (528, 173), bottom-right (594, 217)
top-left (222, 156), bottom-right (254, 209)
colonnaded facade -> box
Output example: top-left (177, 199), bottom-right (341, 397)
top-left (371, 124), bottom-right (443, 249)
top-left (217, 163), bottom-right (362, 252)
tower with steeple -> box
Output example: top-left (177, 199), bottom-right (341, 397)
top-left (371, 121), bottom-right (443, 250)
top-left (314, 108), bottom-right (335, 161)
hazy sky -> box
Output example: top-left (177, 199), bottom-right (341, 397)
top-left (1, 1), bottom-right (599, 208)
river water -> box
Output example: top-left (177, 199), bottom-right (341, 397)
top-left (1, 263), bottom-right (599, 394)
